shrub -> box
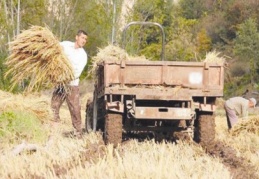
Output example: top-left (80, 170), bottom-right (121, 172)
top-left (0, 110), bottom-right (48, 144)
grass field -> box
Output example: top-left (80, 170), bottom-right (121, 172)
top-left (0, 80), bottom-right (258, 179)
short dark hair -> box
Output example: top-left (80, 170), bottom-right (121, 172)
top-left (77, 30), bottom-right (88, 36)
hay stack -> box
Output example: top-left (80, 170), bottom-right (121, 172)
top-left (5, 25), bottom-right (74, 92)
top-left (88, 45), bottom-right (128, 77)
top-left (230, 116), bottom-right (259, 136)
top-left (88, 44), bottom-right (148, 77)
top-left (203, 50), bottom-right (227, 65)
top-left (93, 44), bottom-right (129, 62)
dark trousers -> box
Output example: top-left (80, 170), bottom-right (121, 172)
top-left (51, 86), bottom-right (82, 133)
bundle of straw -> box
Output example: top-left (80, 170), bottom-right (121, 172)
top-left (88, 44), bottom-right (148, 77)
top-left (203, 50), bottom-right (227, 65)
top-left (5, 25), bottom-right (74, 92)
top-left (230, 116), bottom-right (259, 136)
top-left (93, 44), bottom-right (129, 62)
top-left (87, 45), bottom-right (128, 77)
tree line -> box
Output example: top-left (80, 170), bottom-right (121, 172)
top-left (1, 0), bottom-right (259, 97)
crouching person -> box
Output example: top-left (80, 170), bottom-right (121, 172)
top-left (224, 97), bottom-right (256, 129)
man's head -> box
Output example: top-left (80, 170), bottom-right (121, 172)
top-left (75, 30), bottom-right (88, 48)
top-left (249, 98), bottom-right (257, 108)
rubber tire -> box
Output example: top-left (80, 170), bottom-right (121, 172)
top-left (194, 113), bottom-right (215, 147)
top-left (86, 97), bottom-right (105, 133)
top-left (104, 113), bottom-right (122, 146)
top-left (85, 99), bottom-right (94, 133)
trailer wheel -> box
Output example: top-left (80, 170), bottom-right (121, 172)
top-left (86, 96), bottom-right (105, 133)
top-left (194, 113), bottom-right (215, 147)
top-left (104, 113), bottom-right (122, 146)
top-left (85, 98), bottom-right (95, 133)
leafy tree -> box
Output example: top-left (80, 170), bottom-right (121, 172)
top-left (233, 18), bottom-right (259, 84)
top-left (165, 17), bottom-right (198, 61)
top-left (125, 0), bottom-right (179, 60)
top-left (1, 0), bottom-right (20, 51)
top-left (180, 0), bottom-right (229, 19)
top-left (20, 0), bottom-right (47, 28)
top-left (0, 53), bottom-right (8, 89)
top-left (226, 0), bottom-right (259, 29)
top-left (196, 28), bottom-right (212, 57)
top-left (124, 0), bottom-right (204, 61)
top-left (179, 0), bottom-right (205, 19)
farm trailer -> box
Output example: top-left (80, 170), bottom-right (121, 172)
top-left (86, 22), bottom-right (224, 146)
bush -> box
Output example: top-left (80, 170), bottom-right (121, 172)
top-left (0, 110), bottom-right (48, 144)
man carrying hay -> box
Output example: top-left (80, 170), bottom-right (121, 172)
top-left (51, 30), bottom-right (88, 138)
top-left (224, 97), bottom-right (256, 129)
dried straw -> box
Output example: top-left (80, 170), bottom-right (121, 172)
top-left (88, 44), bottom-right (148, 77)
top-left (4, 25), bottom-right (74, 92)
top-left (0, 90), bottom-right (51, 121)
top-left (230, 116), bottom-right (259, 136)
top-left (203, 50), bottom-right (227, 65)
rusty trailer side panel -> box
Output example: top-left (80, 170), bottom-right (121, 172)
top-left (97, 60), bottom-right (224, 97)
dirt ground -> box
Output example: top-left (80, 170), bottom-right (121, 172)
top-left (205, 140), bottom-right (258, 179)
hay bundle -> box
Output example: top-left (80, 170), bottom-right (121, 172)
top-left (5, 25), bottom-right (74, 92)
top-left (93, 44), bottom-right (129, 62)
top-left (88, 44), bottom-right (148, 77)
top-left (88, 45), bottom-right (128, 77)
top-left (203, 50), bottom-right (227, 65)
top-left (230, 116), bottom-right (259, 136)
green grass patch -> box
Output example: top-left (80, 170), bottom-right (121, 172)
top-left (0, 110), bottom-right (48, 144)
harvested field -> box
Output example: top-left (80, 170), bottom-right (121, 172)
top-left (0, 80), bottom-right (259, 178)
